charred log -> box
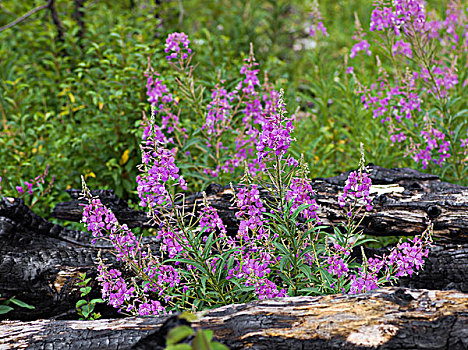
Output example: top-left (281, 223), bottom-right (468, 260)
top-left (1, 195), bottom-right (467, 321)
top-left (52, 165), bottom-right (468, 242)
top-left (0, 288), bottom-right (467, 350)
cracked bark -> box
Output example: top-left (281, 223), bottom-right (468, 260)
top-left (52, 165), bottom-right (468, 242)
top-left (1, 165), bottom-right (468, 321)
top-left (0, 288), bottom-right (467, 350)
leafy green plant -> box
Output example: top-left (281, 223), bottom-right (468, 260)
top-left (165, 326), bottom-right (229, 350)
top-left (75, 272), bottom-right (104, 320)
top-left (0, 293), bottom-right (35, 315)
top-left (165, 313), bottom-right (229, 350)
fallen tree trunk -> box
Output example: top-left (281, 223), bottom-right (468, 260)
top-left (1, 288), bottom-right (467, 350)
top-left (1, 178), bottom-right (468, 320)
top-left (52, 165), bottom-right (468, 242)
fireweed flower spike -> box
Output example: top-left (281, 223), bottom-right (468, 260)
top-left (256, 89), bottom-right (294, 162)
top-left (80, 178), bottom-right (167, 315)
top-left (338, 144), bottom-right (373, 217)
top-left (350, 13), bottom-right (371, 59)
top-left (308, 0), bottom-right (327, 37)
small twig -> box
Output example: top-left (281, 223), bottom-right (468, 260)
top-left (0, 1), bottom-right (50, 33)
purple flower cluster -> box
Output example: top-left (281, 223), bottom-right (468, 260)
top-left (137, 144), bottom-right (187, 209)
top-left (82, 197), bottom-right (141, 261)
top-left (348, 235), bottom-right (430, 294)
top-left (226, 251), bottom-right (286, 300)
top-left (338, 169), bottom-right (373, 215)
top-left (165, 32), bottom-right (192, 61)
top-left (388, 236), bottom-right (429, 277)
top-left (350, 40), bottom-right (371, 59)
top-left (392, 39), bottom-right (413, 58)
top-left (97, 266), bottom-right (137, 311)
top-left (348, 268), bottom-right (378, 294)
top-left (350, 13), bottom-right (371, 59)
top-left (370, 0), bottom-right (426, 35)
top-left (325, 255), bottom-right (349, 279)
top-left (15, 164), bottom-right (54, 197)
top-left (308, 3), bottom-right (328, 37)
top-left (359, 65), bottom-right (421, 125)
top-left (235, 185), bottom-right (267, 241)
top-left (285, 177), bottom-right (320, 222)
top-left (81, 190), bottom-right (168, 316)
top-left (256, 90), bottom-right (294, 162)
top-left (200, 202), bottom-right (227, 236)
top-left (410, 124), bottom-right (451, 168)
top-left (418, 63), bottom-right (459, 99)
top-left (203, 83), bottom-right (234, 139)
top-left (156, 224), bottom-right (187, 259)
top-left (350, 0), bottom-right (467, 173)
top-left (145, 73), bottom-right (178, 136)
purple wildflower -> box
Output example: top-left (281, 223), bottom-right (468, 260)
top-left (338, 169), bottom-right (373, 214)
top-left (392, 39), bottom-right (413, 58)
top-left (256, 89), bottom-right (294, 162)
top-left (165, 32), bottom-right (192, 61)
top-left (285, 176), bottom-right (320, 222)
top-left (325, 255), bottom-right (349, 279)
top-left (350, 40), bottom-right (371, 58)
top-left (387, 236), bottom-right (429, 277)
top-left (370, 0), bottom-right (427, 35)
top-left (348, 268), bottom-right (378, 294)
top-left (235, 184), bottom-right (267, 241)
top-left (308, 2), bottom-right (328, 37)
top-left (200, 199), bottom-right (227, 236)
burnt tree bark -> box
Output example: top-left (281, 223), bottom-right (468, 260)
top-left (0, 288), bottom-right (467, 350)
top-left (1, 191), bottom-right (467, 320)
top-left (52, 165), bottom-right (468, 242)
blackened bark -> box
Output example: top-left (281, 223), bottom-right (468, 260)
top-left (1, 194), bottom-right (467, 321)
top-left (52, 165), bottom-right (468, 242)
top-left (1, 288), bottom-right (467, 350)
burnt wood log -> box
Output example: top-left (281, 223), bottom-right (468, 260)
top-left (0, 288), bottom-right (467, 350)
top-left (52, 165), bottom-right (468, 242)
top-left (1, 195), bottom-right (467, 321)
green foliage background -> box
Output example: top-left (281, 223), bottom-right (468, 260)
top-left (0, 0), bottom-right (463, 216)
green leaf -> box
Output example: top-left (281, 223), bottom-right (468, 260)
top-left (192, 329), bottom-right (212, 350)
top-left (76, 300), bottom-right (87, 308)
top-left (166, 325), bottom-right (195, 345)
top-left (165, 345), bottom-right (193, 350)
top-left (210, 343), bottom-right (230, 350)
top-left (80, 286), bottom-right (92, 296)
top-left (0, 305), bottom-right (14, 314)
top-left (90, 298), bottom-right (104, 304)
top-left (179, 311), bottom-right (198, 322)
top-left (9, 298), bottom-right (35, 309)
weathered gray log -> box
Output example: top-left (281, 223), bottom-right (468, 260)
top-left (52, 165), bottom-right (468, 242)
top-left (1, 187), bottom-right (468, 321)
top-left (0, 288), bottom-right (467, 350)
